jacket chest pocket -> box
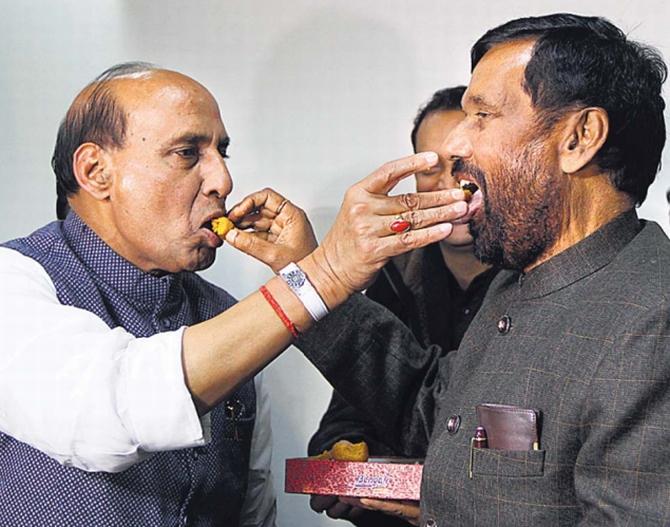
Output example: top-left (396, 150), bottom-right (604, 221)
top-left (471, 448), bottom-right (545, 477)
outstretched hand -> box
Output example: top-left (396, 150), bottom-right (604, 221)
top-left (224, 153), bottom-right (468, 311)
top-left (306, 151), bottom-right (468, 304)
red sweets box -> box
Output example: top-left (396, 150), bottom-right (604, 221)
top-left (285, 457), bottom-right (423, 500)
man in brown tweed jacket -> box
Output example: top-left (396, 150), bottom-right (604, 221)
top-left (297, 13), bottom-right (670, 526)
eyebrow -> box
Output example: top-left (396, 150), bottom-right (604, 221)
top-left (464, 94), bottom-right (499, 111)
top-left (166, 133), bottom-right (230, 149)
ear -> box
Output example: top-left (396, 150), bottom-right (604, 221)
top-left (558, 107), bottom-right (609, 174)
top-left (72, 142), bottom-right (112, 200)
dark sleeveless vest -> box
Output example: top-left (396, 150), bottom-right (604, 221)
top-left (1, 213), bottom-right (256, 527)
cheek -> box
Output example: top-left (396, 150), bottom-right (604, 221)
top-left (415, 176), bottom-right (441, 193)
top-left (415, 180), bottom-right (430, 193)
top-left (114, 160), bottom-right (159, 200)
top-left (115, 162), bottom-right (196, 215)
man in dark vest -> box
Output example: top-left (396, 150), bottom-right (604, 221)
top-left (0, 62), bottom-right (277, 527)
top-left (0, 62), bottom-right (468, 526)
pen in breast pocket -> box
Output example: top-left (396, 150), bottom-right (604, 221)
top-left (472, 426), bottom-right (488, 448)
top-left (469, 426), bottom-right (488, 479)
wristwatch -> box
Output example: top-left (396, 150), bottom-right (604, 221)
top-left (278, 262), bottom-right (329, 321)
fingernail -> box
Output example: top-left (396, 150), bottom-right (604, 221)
top-left (224, 229), bottom-right (238, 244)
top-left (451, 188), bottom-right (466, 200)
top-left (454, 201), bottom-right (467, 214)
top-left (420, 151), bottom-right (438, 164)
top-left (439, 223), bottom-right (453, 235)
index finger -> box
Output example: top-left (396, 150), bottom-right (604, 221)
top-left (360, 152), bottom-right (438, 195)
top-left (227, 188), bottom-right (287, 222)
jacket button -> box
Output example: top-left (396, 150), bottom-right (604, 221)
top-left (446, 415), bottom-right (461, 434)
top-left (426, 519), bottom-right (437, 527)
top-left (497, 315), bottom-right (512, 334)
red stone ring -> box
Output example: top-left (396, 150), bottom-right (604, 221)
top-left (390, 215), bottom-right (412, 234)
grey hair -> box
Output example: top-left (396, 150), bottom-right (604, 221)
top-left (93, 61), bottom-right (159, 82)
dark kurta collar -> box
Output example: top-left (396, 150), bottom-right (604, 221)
top-left (517, 208), bottom-right (642, 299)
top-left (62, 212), bottom-right (182, 315)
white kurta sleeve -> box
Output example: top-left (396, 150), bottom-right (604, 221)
top-left (239, 372), bottom-right (277, 527)
top-left (0, 247), bottom-right (208, 472)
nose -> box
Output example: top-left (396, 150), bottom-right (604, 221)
top-left (443, 121), bottom-right (473, 163)
top-left (201, 150), bottom-right (233, 199)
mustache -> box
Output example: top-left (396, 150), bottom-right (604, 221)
top-left (451, 159), bottom-right (486, 185)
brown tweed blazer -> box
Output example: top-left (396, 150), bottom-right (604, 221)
top-left (297, 210), bottom-right (670, 526)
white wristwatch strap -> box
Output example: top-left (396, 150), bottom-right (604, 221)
top-left (278, 262), bottom-right (330, 321)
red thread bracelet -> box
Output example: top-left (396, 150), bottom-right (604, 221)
top-left (260, 285), bottom-right (300, 339)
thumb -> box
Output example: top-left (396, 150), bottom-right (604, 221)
top-left (225, 229), bottom-right (276, 265)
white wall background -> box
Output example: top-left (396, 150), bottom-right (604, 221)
top-left (1, 1), bottom-right (669, 525)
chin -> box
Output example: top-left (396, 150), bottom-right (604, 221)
top-left (173, 247), bottom-right (217, 273)
top-left (445, 226), bottom-right (475, 248)
top-left (192, 251), bottom-right (217, 272)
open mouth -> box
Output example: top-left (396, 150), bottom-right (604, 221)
top-left (199, 211), bottom-right (228, 232)
top-left (459, 180), bottom-right (479, 200)
top-left (210, 216), bottom-right (235, 237)
top-left (198, 213), bottom-right (229, 247)
top-left (454, 179), bottom-right (483, 224)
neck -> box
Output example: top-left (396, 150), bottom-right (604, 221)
top-left (439, 242), bottom-right (491, 290)
top-left (525, 172), bottom-right (634, 273)
top-left (70, 200), bottom-right (146, 271)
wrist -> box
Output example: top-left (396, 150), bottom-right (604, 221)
top-left (298, 248), bottom-right (353, 311)
top-left (263, 276), bottom-right (314, 334)
top-left (278, 262), bottom-right (329, 321)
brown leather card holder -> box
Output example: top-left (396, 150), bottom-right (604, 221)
top-left (475, 403), bottom-right (540, 450)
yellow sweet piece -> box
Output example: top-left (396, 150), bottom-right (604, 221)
top-left (211, 216), bottom-right (234, 237)
top-left (330, 440), bottom-right (369, 462)
top-left (309, 440), bottom-right (370, 461)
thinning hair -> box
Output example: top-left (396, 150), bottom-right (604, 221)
top-left (53, 61), bottom-right (159, 219)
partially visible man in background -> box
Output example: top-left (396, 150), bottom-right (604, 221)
top-left (309, 86), bottom-right (498, 526)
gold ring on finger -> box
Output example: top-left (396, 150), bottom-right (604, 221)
top-left (275, 198), bottom-right (289, 215)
